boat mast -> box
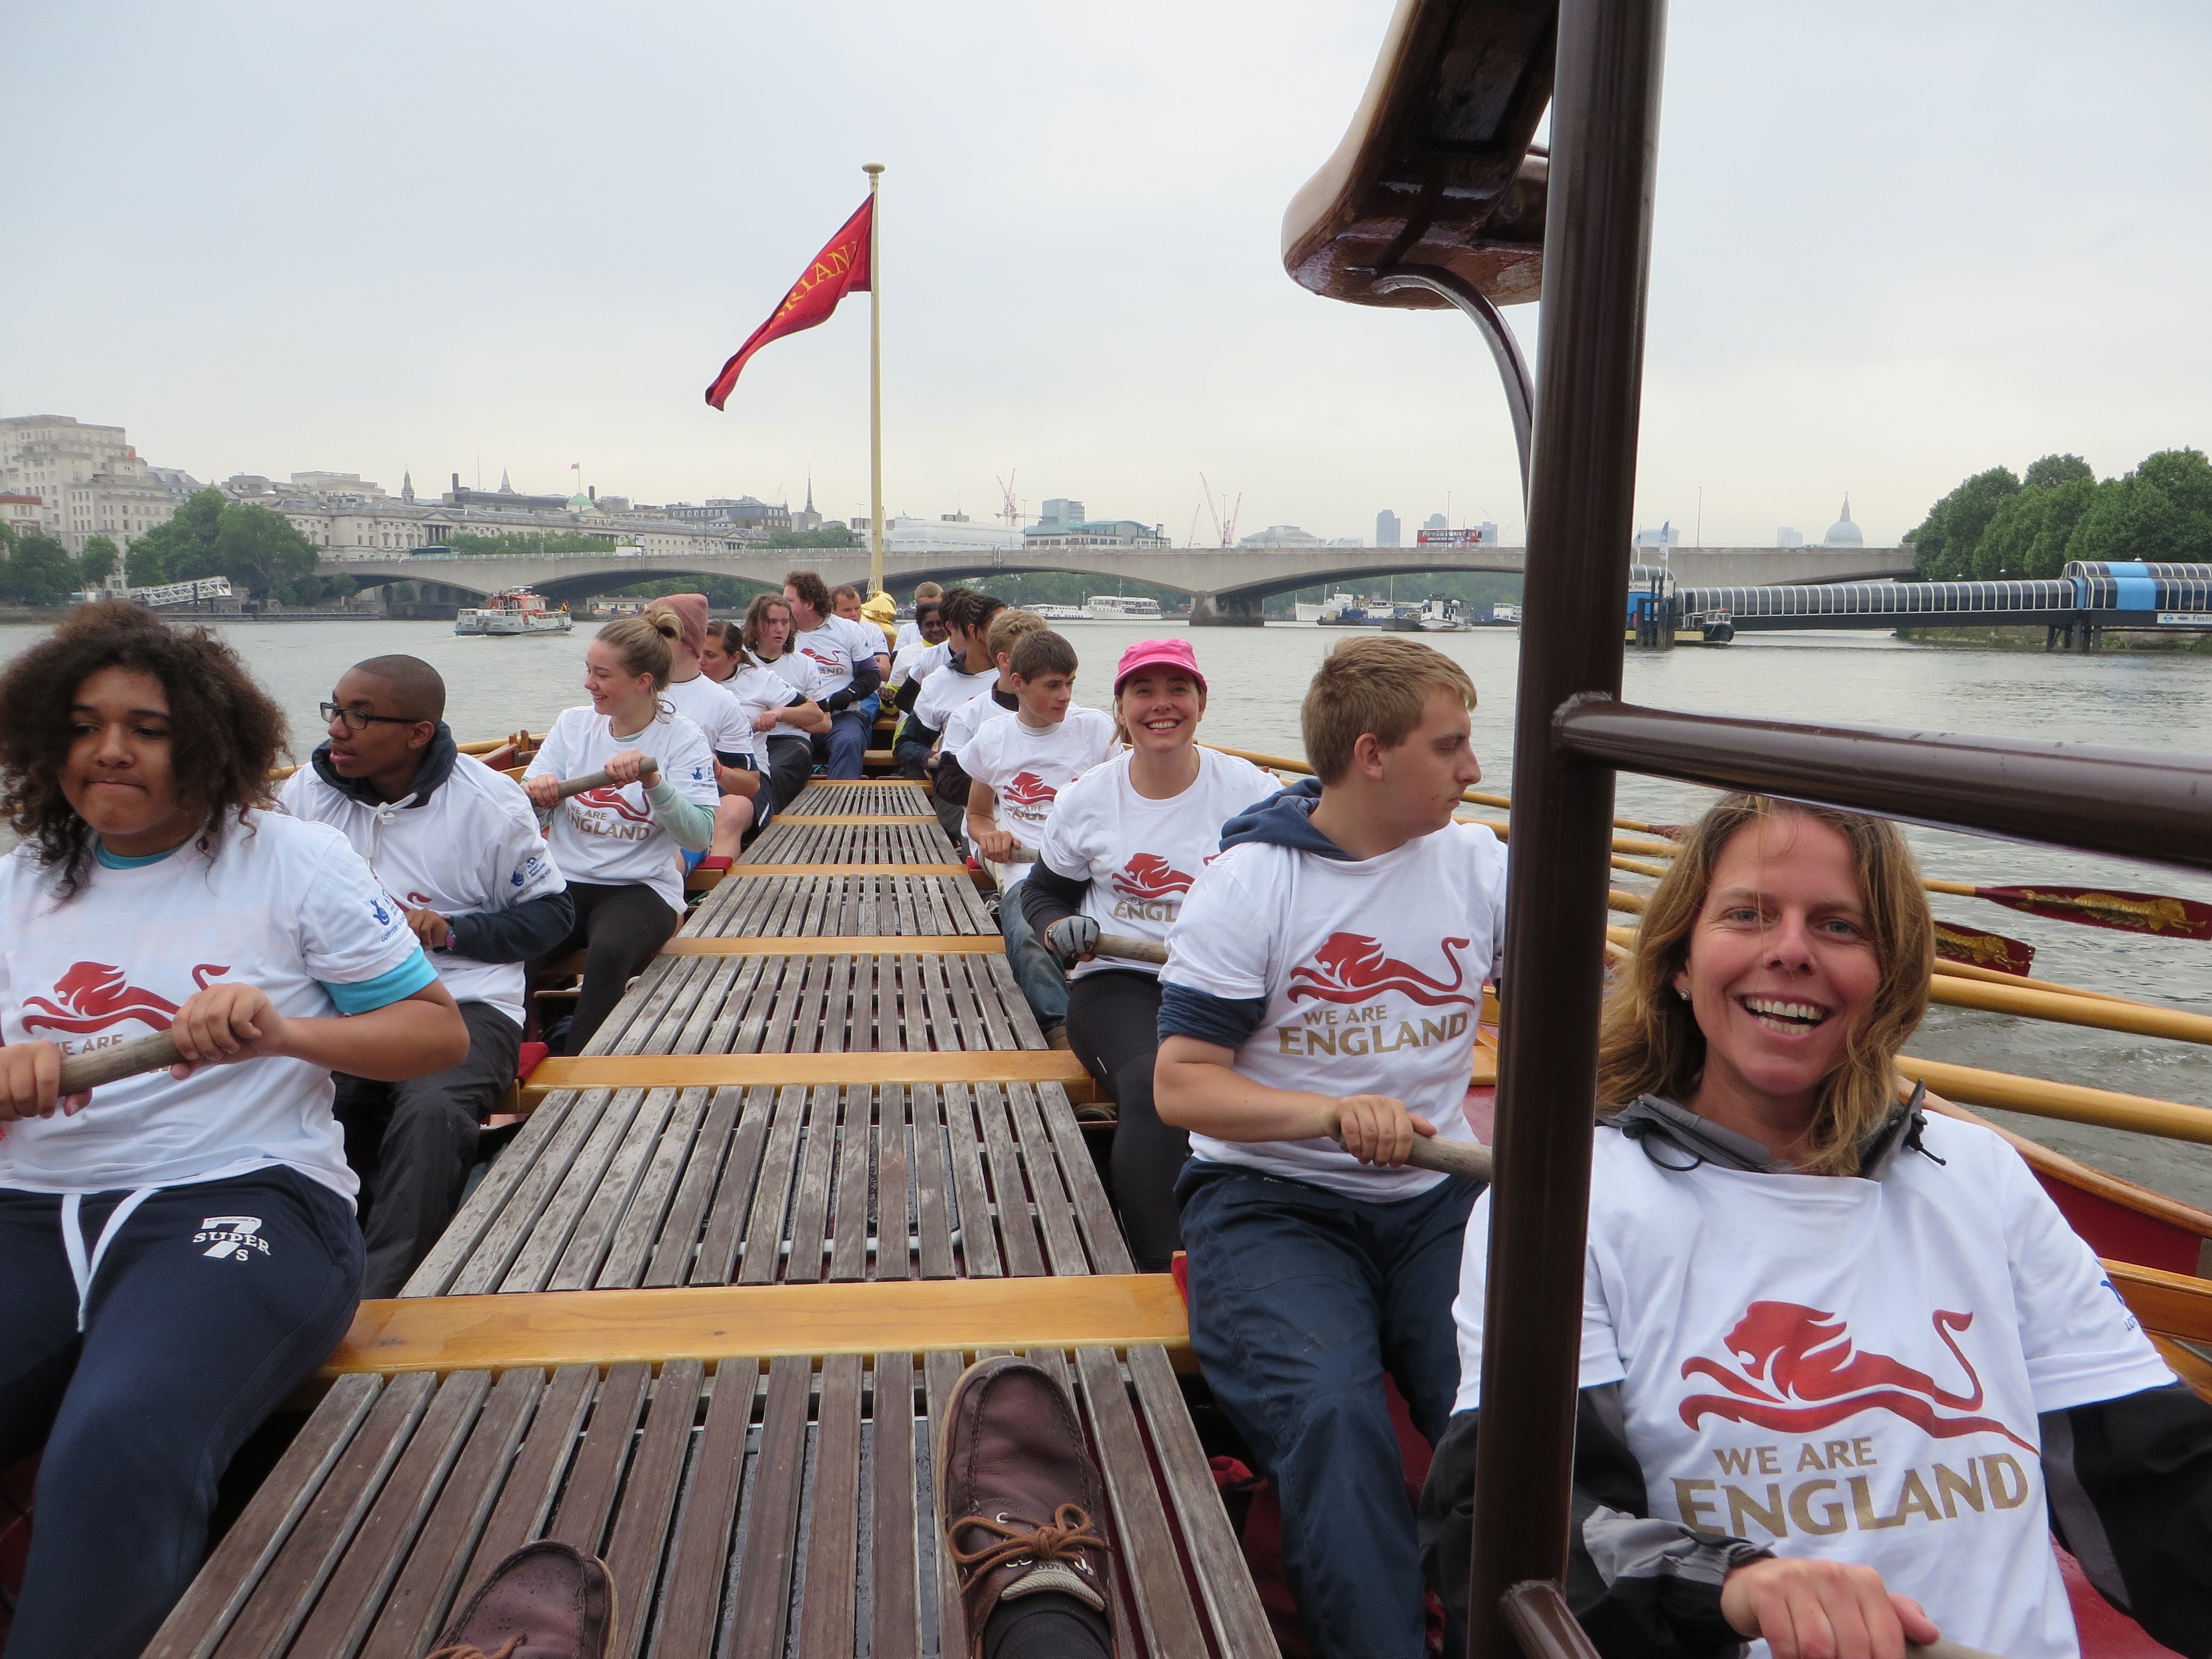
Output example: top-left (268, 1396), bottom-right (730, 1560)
top-left (865, 161), bottom-right (886, 598)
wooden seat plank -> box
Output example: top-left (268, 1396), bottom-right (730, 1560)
top-left (778, 813), bottom-right (938, 825)
top-left (592, 1085), bottom-right (714, 1291)
top-left (941, 1085), bottom-right (1004, 1279)
top-left (726, 1355), bottom-right (813, 1657)
top-left (209, 1370), bottom-right (439, 1659)
top-left (491, 1087), bottom-right (665, 1296)
top-left (870, 1353), bottom-right (921, 1659)
top-left (522, 1050), bottom-right (1093, 1099)
top-left (324, 1276), bottom-right (1191, 1377)
top-left (650, 1357), bottom-right (758, 1659)
top-left (874, 1088), bottom-right (917, 1282)
top-left (783, 1085), bottom-right (842, 1285)
top-left (630, 1084), bottom-right (743, 1291)
top-left (737, 1085), bottom-right (811, 1287)
top-left (721, 862), bottom-right (970, 875)
top-left (662, 934), bottom-right (1004, 955)
top-left (526, 1087), bottom-right (684, 1295)
top-left (285, 1368), bottom-right (492, 1659)
top-left (1034, 1084), bottom-right (1136, 1277)
top-left (912, 1084), bottom-right (957, 1280)
top-left (682, 1086), bottom-right (779, 1288)
top-left (449, 1364), bottom-right (598, 1606)
top-left (602, 1357), bottom-right (703, 1659)
top-left (356, 1367), bottom-right (545, 1659)
top-left (828, 1087), bottom-right (878, 1282)
top-left (1072, 1345), bottom-right (1213, 1658)
top-left (403, 1090), bottom-right (592, 1297)
top-left (143, 1374), bottom-right (383, 1659)
top-left (548, 1361), bottom-right (651, 1557)
top-left (922, 1349), bottom-right (969, 1658)
top-left (796, 1353), bottom-right (866, 1659)
top-left (1127, 1344), bottom-right (1277, 1652)
top-left (973, 1085), bottom-right (1047, 1278)
top-left (1004, 1083), bottom-right (1094, 1277)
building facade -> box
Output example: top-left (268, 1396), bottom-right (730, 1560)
top-left (0, 415), bottom-right (198, 565)
top-left (1023, 518), bottom-right (1169, 549)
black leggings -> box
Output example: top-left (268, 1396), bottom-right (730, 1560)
top-left (765, 735), bottom-right (814, 815)
top-left (529, 881), bottom-right (679, 1055)
top-left (1063, 970), bottom-right (1186, 1272)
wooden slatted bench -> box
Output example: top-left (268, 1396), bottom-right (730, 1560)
top-left (780, 781), bottom-right (936, 816)
top-left (740, 819), bottom-right (961, 867)
top-left (684, 872), bottom-right (993, 940)
top-left (408, 1078), bottom-right (1124, 1296)
top-left (147, 1340), bottom-right (1270, 1659)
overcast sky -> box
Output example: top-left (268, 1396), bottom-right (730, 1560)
top-left (7, 1), bottom-right (2207, 549)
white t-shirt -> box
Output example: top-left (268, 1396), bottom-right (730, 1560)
top-left (958, 707), bottom-right (1120, 885)
top-left (0, 812), bottom-right (435, 1201)
top-left (891, 638), bottom-right (951, 690)
top-left (525, 705), bottom-right (719, 909)
top-left (1451, 1115), bottom-right (2175, 1659)
top-left (916, 659), bottom-right (997, 742)
top-left (792, 615), bottom-right (886, 699)
top-left (660, 674), bottom-right (748, 765)
top-left (1036, 748), bottom-right (1278, 977)
top-left (755, 649), bottom-right (833, 742)
top-left (895, 619), bottom-right (924, 651)
top-left (1162, 818), bottom-right (1506, 1198)
top-left (715, 662), bottom-right (807, 763)
top-left (278, 750), bottom-right (567, 1027)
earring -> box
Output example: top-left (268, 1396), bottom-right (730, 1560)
top-left (1674, 987), bottom-right (1691, 1001)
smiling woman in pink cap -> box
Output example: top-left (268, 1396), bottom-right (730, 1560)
top-left (1019, 639), bottom-right (1277, 1271)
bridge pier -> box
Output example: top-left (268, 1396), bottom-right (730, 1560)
top-left (1187, 591), bottom-right (1266, 628)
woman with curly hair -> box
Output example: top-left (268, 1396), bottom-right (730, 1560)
top-left (0, 603), bottom-right (469, 1659)
top-left (1423, 795), bottom-right (2212, 1659)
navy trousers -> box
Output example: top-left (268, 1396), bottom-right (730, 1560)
top-left (0, 1168), bottom-right (363, 1659)
top-left (1177, 1162), bottom-right (1479, 1659)
top-left (813, 706), bottom-right (873, 779)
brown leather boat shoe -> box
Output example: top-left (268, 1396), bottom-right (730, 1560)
top-left (938, 1355), bottom-right (1117, 1657)
top-left (425, 1540), bottom-right (614, 1659)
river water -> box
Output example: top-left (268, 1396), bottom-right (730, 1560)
top-left (5, 616), bottom-right (2210, 1209)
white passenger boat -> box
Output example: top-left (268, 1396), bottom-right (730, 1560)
top-left (455, 588), bottom-right (573, 636)
top-left (1085, 594), bottom-right (1162, 620)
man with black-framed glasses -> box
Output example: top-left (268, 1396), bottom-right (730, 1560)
top-left (278, 655), bottom-right (573, 1294)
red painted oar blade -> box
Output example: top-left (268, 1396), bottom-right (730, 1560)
top-left (1975, 885), bottom-right (2212, 941)
top-left (1933, 922), bottom-right (2036, 975)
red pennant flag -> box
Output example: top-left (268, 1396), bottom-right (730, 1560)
top-left (705, 197), bottom-right (873, 410)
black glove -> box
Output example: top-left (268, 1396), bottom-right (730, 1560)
top-left (822, 686), bottom-right (855, 713)
top-left (1043, 915), bottom-right (1100, 970)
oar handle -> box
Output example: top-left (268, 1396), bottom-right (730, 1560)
top-left (1093, 932), bottom-right (1168, 966)
top-left (58, 1031), bottom-right (182, 1094)
top-left (1911, 1641), bottom-right (2009, 1659)
top-left (1404, 1136), bottom-right (1495, 1183)
top-left (555, 757), bottom-right (659, 800)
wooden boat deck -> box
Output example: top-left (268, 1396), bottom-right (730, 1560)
top-left (150, 759), bottom-right (1271, 1657)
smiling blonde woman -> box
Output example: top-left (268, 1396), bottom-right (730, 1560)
top-left (1424, 793), bottom-right (2212, 1659)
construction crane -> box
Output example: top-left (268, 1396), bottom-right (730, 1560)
top-left (996, 472), bottom-right (1022, 533)
top-left (1199, 474), bottom-right (1243, 549)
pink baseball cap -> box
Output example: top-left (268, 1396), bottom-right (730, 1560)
top-left (1113, 638), bottom-right (1205, 694)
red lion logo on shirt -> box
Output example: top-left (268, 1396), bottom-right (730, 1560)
top-left (1001, 771), bottom-right (1058, 808)
top-left (22, 962), bottom-right (232, 1036)
top-left (800, 646), bottom-right (844, 670)
top-left (569, 785), bottom-right (654, 825)
top-left (1112, 854), bottom-right (1195, 900)
top-left (1678, 1302), bottom-right (2034, 1451)
top-left (1287, 934), bottom-right (1479, 1009)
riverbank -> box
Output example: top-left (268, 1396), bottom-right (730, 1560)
top-left (1896, 624), bottom-right (2212, 653)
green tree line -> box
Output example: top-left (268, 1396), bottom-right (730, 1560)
top-left (126, 489), bottom-right (356, 604)
top-left (1910, 450), bottom-right (2212, 580)
top-left (0, 525), bottom-right (117, 606)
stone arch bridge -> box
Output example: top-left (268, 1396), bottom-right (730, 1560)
top-left (324, 544), bottom-right (1911, 624)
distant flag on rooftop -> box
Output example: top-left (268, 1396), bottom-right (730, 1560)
top-left (705, 196), bottom-right (874, 410)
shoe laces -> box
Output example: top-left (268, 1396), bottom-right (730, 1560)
top-left (424, 1640), bottom-right (521, 1659)
top-left (948, 1503), bottom-right (1108, 1583)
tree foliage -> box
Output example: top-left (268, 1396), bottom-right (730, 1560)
top-left (446, 530), bottom-right (620, 557)
top-left (0, 531), bottom-right (86, 606)
top-left (77, 536), bottom-right (120, 587)
top-left (1908, 450), bottom-right (2212, 580)
top-left (124, 488), bottom-right (353, 603)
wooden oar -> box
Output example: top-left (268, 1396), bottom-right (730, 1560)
top-left (58, 1031), bottom-right (184, 1094)
top-left (554, 758), bottom-right (660, 800)
top-left (1095, 932), bottom-right (1168, 965)
top-left (1926, 880), bottom-right (2212, 941)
